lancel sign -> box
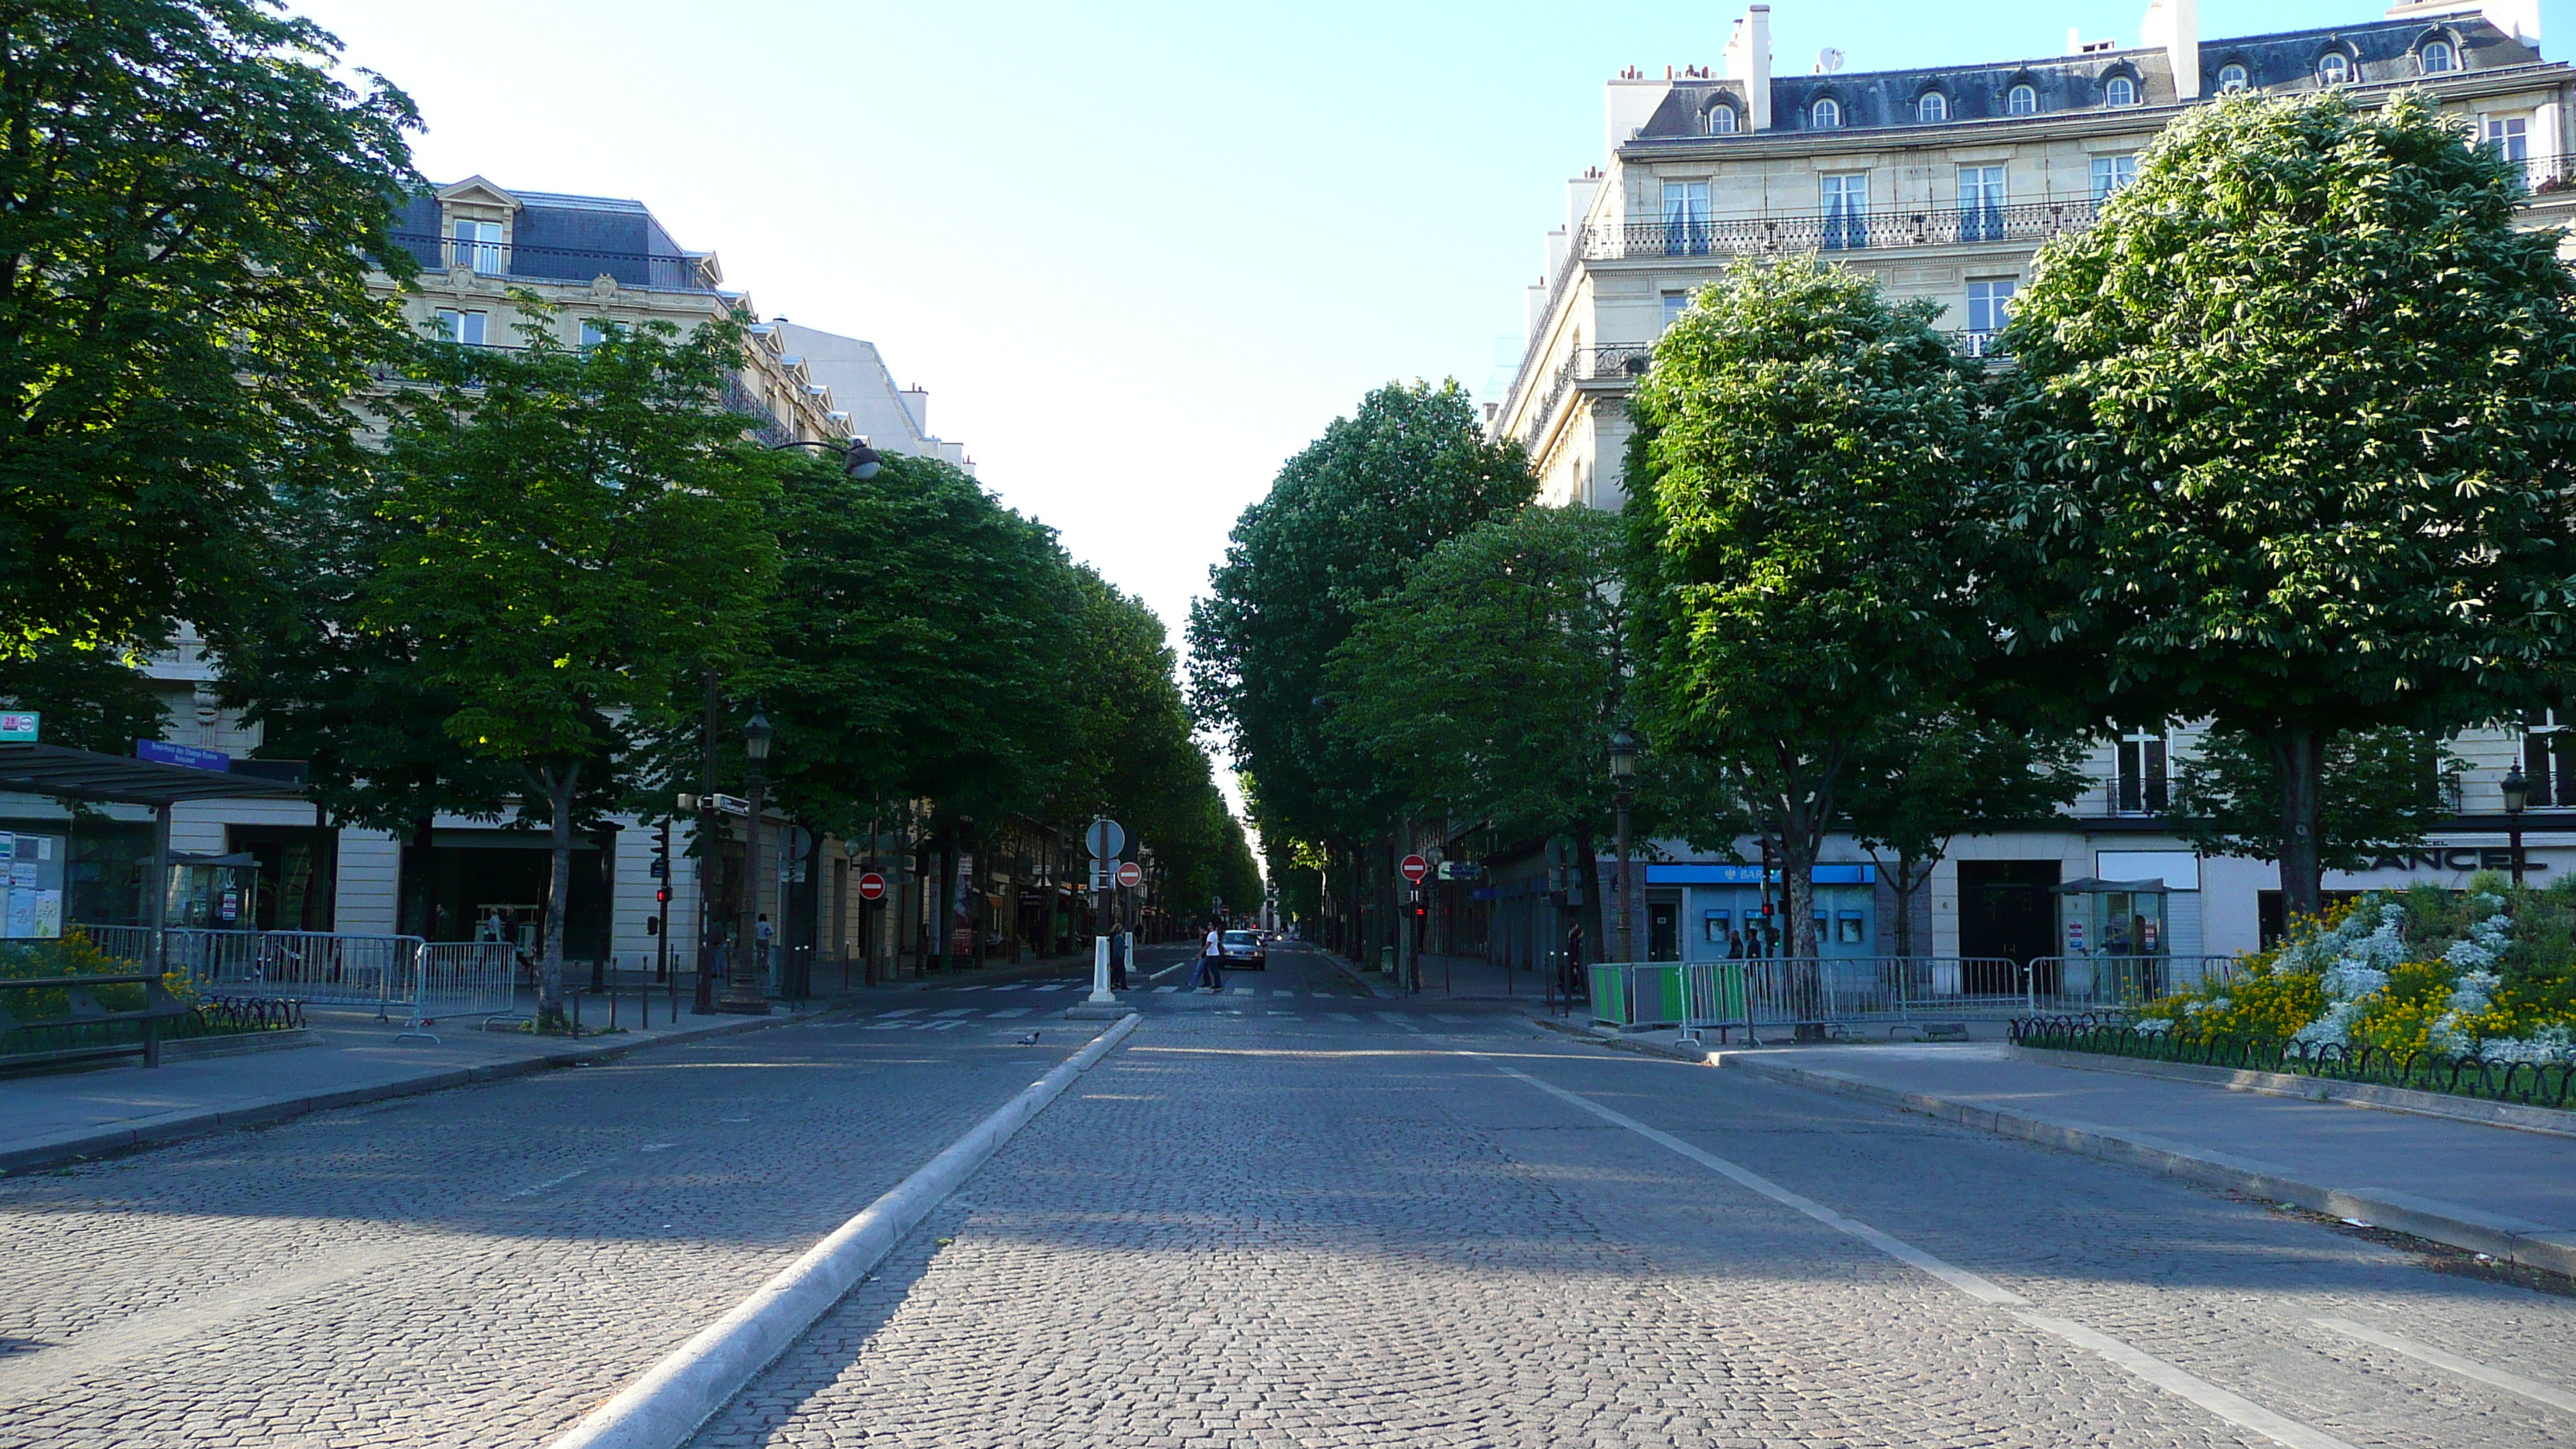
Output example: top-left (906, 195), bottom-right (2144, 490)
top-left (2358, 848), bottom-right (2549, 875)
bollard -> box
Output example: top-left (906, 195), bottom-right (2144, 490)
top-left (610, 985), bottom-right (619, 1032)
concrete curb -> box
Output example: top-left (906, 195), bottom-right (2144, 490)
top-left (0, 1006), bottom-right (838, 1177)
top-left (1999, 1043), bottom-right (2576, 1139)
top-left (545, 1012), bottom-right (1144, 1449)
top-left (1711, 1051), bottom-right (2576, 1279)
top-left (1318, 951), bottom-right (1398, 1000)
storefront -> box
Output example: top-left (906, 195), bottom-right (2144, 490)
top-left (1649, 862), bottom-right (1877, 960)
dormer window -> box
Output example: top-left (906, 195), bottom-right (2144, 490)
top-left (2317, 52), bottom-right (2350, 85)
top-left (1813, 97), bottom-right (1842, 128)
top-left (1708, 103), bottom-right (1737, 135)
top-left (2104, 75), bottom-right (2137, 108)
top-left (1918, 92), bottom-right (1947, 122)
top-left (2422, 39), bottom-right (2456, 74)
top-left (452, 219), bottom-right (502, 274)
top-left (2008, 84), bottom-right (2037, 115)
top-left (2217, 63), bottom-right (2249, 91)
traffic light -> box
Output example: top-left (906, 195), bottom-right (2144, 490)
top-left (656, 886), bottom-right (671, 905)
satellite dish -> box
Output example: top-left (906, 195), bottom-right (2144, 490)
top-left (1815, 47), bottom-right (1846, 74)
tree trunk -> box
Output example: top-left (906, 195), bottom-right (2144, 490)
top-left (2271, 724), bottom-right (2327, 923)
top-left (538, 759), bottom-right (581, 1029)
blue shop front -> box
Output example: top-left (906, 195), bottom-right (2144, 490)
top-left (1647, 862), bottom-right (1878, 960)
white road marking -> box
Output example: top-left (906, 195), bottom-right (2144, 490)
top-left (509, 1166), bottom-right (594, 1198)
top-left (1487, 1057), bottom-right (2357, 1449)
top-left (924, 1019), bottom-right (966, 1031)
top-left (873, 1009), bottom-right (921, 1019)
top-left (2312, 1317), bottom-right (2576, 1415)
top-left (863, 1022), bottom-right (910, 1031)
top-left (1430, 1013), bottom-right (1469, 1023)
top-left (1229, 988), bottom-right (1253, 995)
top-left (1272, 990), bottom-right (1294, 997)
top-left (931, 1008), bottom-right (974, 1018)
top-left (985, 1007), bottom-right (1033, 1019)
top-left (1373, 1012), bottom-right (1407, 1024)
top-left (1029, 984), bottom-right (1070, 993)
top-left (1152, 985), bottom-right (1178, 994)
top-left (1327, 1012), bottom-right (1358, 1022)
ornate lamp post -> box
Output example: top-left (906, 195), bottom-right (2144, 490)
top-left (722, 707), bottom-right (776, 1013)
top-left (1611, 726), bottom-right (1637, 962)
top-left (2503, 762), bottom-right (2530, 891)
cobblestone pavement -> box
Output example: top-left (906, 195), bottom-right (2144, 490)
top-left (0, 1009), bottom-right (1114, 1449)
top-left (697, 999), bottom-right (2576, 1449)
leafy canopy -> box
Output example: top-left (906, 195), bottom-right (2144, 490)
top-left (0, 0), bottom-right (420, 663)
top-left (1187, 381), bottom-right (1533, 851)
top-left (1998, 87), bottom-right (2576, 735)
top-left (1327, 505), bottom-right (1633, 841)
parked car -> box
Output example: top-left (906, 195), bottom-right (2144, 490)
top-left (1220, 929), bottom-right (1268, 970)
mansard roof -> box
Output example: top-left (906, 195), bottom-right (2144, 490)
top-left (1632, 13), bottom-right (2543, 142)
top-left (391, 183), bottom-right (719, 292)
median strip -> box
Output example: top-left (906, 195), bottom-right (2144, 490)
top-left (543, 1012), bottom-right (1143, 1449)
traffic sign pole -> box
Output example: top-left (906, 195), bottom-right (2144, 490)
top-left (1084, 817), bottom-right (1123, 1006)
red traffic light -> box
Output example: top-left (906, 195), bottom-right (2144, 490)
top-left (655, 887), bottom-right (670, 904)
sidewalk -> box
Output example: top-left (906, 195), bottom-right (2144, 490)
top-left (1680, 1040), bottom-right (2576, 1279)
top-left (0, 1001), bottom-right (838, 1175)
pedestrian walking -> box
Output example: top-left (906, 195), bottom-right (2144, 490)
top-left (1110, 923), bottom-right (1132, 991)
top-left (1191, 921), bottom-right (1225, 992)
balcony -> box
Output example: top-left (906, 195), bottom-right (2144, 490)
top-left (390, 233), bottom-right (721, 294)
top-left (1522, 345), bottom-right (1656, 449)
top-left (1603, 198), bottom-right (2099, 263)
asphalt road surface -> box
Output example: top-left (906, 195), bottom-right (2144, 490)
top-left (5, 939), bottom-right (2571, 1448)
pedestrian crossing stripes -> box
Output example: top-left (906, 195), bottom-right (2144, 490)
top-left (853, 995), bottom-right (1429, 1029)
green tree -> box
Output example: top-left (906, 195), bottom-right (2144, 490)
top-left (1326, 505), bottom-right (1639, 951)
top-left (1998, 89), bottom-right (2576, 920)
top-left (365, 309), bottom-right (779, 1021)
top-left (0, 0), bottom-right (420, 665)
top-left (1629, 258), bottom-right (1993, 958)
top-left (2170, 725), bottom-right (2463, 875)
top-left (212, 465), bottom-right (516, 849)
top-left (1188, 381), bottom-right (1531, 944)
top-left (1838, 714), bottom-right (2088, 957)
top-left (0, 639), bottom-right (167, 754)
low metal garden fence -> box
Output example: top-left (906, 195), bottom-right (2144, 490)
top-left (2009, 1015), bottom-right (2576, 1111)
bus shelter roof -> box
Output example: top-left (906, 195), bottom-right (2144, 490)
top-left (0, 742), bottom-right (304, 808)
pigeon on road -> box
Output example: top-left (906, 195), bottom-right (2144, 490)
top-left (1015, 1030), bottom-right (1042, 1045)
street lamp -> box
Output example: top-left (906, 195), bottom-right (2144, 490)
top-left (2503, 762), bottom-right (2530, 890)
top-left (722, 707), bottom-right (776, 1013)
top-left (1610, 726), bottom-right (1638, 963)
top-left (766, 437), bottom-right (883, 480)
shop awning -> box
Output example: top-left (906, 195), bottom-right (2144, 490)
top-left (2056, 877), bottom-right (2170, 894)
top-left (0, 742), bottom-right (304, 807)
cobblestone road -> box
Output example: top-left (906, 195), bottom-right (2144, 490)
top-left (9, 940), bottom-right (2572, 1448)
top-left (0, 1008), bottom-right (1114, 1449)
top-left (697, 964), bottom-right (2576, 1449)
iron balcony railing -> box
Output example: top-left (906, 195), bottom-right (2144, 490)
top-left (1611, 197), bottom-right (2098, 261)
top-left (1521, 344), bottom-right (1657, 448)
top-left (391, 233), bottom-right (721, 293)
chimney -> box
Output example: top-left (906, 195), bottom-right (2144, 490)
top-left (2143, 0), bottom-right (2200, 100)
top-left (899, 385), bottom-right (929, 436)
top-left (1722, 5), bottom-right (1773, 132)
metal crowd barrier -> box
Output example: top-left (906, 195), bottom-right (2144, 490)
top-left (167, 929), bottom-right (426, 1016)
top-left (2022, 955), bottom-right (2240, 1016)
top-left (65, 923), bottom-right (159, 967)
top-left (408, 940), bottom-right (524, 1040)
top-left (1590, 955), bottom-right (2249, 1040)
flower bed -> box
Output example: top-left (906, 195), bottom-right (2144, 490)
top-left (2011, 872), bottom-right (2576, 1108)
top-left (2009, 1014), bottom-right (2576, 1109)
top-left (2140, 875), bottom-right (2576, 1062)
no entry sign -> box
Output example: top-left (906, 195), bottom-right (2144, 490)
top-left (1400, 854), bottom-right (1430, 885)
top-left (856, 871), bottom-right (886, 901)
top-left (1118, 861), bottom-right (1143, 889)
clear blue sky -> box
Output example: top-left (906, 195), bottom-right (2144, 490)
top-left (292, 0), bottom-right (2567, 649)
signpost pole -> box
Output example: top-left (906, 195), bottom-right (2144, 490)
top-left (1081, 817), bottom-right (1125, 1008)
